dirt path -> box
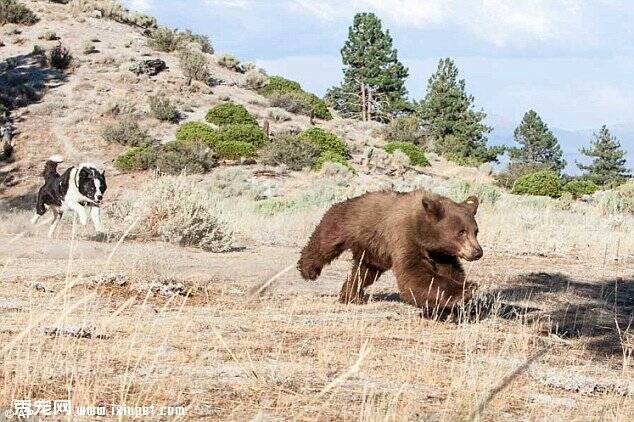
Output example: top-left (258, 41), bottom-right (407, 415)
top-left (1, 233), bottom-right (627, 296)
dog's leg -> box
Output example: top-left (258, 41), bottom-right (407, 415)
top-left (30, 214), bottom-right (41, 224)
top-left (89, 206), bottom-right (105, 233)
top-left (69, 202), bottom-right (88, 225)
top-left (48, 210), bottom-right (61, 238)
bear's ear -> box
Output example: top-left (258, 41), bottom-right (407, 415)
top-left (463, 195), bottom-right (479, 215)
top-left (422, 197), bottom-right (444, 220)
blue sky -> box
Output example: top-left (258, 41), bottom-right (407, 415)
top-left (124, 0), bottom-right (634, 138)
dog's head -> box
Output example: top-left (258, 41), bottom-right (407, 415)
top-left (77, 165), bottom-right (107, 204)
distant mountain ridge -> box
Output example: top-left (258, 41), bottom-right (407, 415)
top-left (487, 115), bottom-right (634, 174)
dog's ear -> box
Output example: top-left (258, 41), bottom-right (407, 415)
top-left (101, 169), bottom-right (106, 178)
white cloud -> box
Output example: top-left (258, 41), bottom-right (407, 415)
top-left (290, 0), bottom-right (604, 47)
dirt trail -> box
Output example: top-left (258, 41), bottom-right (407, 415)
top-left (0, 233), bottom-right (625, 297)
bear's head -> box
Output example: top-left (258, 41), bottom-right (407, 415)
top-left (420, 194), bottom-right (483, 261)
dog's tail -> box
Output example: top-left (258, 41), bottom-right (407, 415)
top-left (42, 155), bottom-right (64, 178)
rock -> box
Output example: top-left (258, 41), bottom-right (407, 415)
top-left (129, 59), bottom-right (167, 76)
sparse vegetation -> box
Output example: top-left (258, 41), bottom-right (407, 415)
top-left (38, 30), bottom-right (58, 41)
top-left (512, 170), bottom-right (562, 197)
top-left (114, 145), bottom-right (156, 171)
top-left (102, 118), bottom-right (152, 146)
top-left (48, 43), bottom-right (73, 70)
top-left (268, 91), bottom-right (312, 115)
top-left (82, 39), bottom-right (96, 54)
top-left (259, 134), bottom-right (320, 170)
top-left (382, 116), bottom-right (426, 146)
top-left (181, 29), bottom-right (213, 53)
top-left (147, 26), bottom-right (184, 52)
top-left (217, 123), bottom-right (266, 147)
top-left (244, 69), bottom-right (269, 91)
top-left (383, 142), bottom-right (430, 166)
top-left (70, 0), bottom-right (157, 29)
top-left (117, 175), bottom-right (234, 251)
top-left (155, 140), bottom-right (216, 175)
top-left (0, 0), bottom-right (38, 25)
top-left (267, 107), bottom-right (291, 122)
top-left (205, 102), bottom-right (258, 126)
top-left (299, 127), bottom-right (349, 158)
top-left (216, 53), bottom-right (241, 71)
top-left (148, 94), bottom-right (179, 123)
top-left (175, 121), bottom-right (218, 147)
top-left (178, 49), bottom-right (209, 82)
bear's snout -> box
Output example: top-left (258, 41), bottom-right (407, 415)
top-left (464, 246), bottom-right (483, 261)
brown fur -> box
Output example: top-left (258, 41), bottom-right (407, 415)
top-left (297, 190), bottom-right (483, 311)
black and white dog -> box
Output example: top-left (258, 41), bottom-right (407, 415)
top-left (31, 155), bottom-right (107, 237)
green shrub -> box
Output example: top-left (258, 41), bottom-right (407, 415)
top-left (102, 119), bottom-right (152, 146)
top-left (383, 142), bottom-right (430, 166)
top-left (147, 26), bottom-right (184, 52)
top-left (48, 43), bottom-right (72, 70)
top-left (495, 163), bottom-right (547, 189)
top-left (299, 127), bottom-right (349, 158)
top-left (205, 102), bottom-right (257, 126)
top-left (114, 146), bottom-right (156, 172)
top-left (511, 170), bottom-right (562, 198)
top-left (214, 141), bottom-right (256, 160)
top-left (313, 151), bottom-right (354, 173)
top-left (268, 91), bottom-right (331, 120)
top-left (563, 179), bottom-right (599, 199)
top-left (383, 116), bottom-right (426, 146)
top-left (155, 140), bottom-right (216, 175)
top-left (260, 76), bottom-right (332, 120)
top-left (0, 0), bottom-right (38, 25)
top-left (0, 102), bottom-right (8, 116)
top-left (217, 124), bottom-right (266, 147)
top-left (179, 49), bottom-right (209, 82)
top-left (148, 94), bottom-right (179, 123)
top-left (258, 134), bottom-right (320, 170)
top-left (175, 121), bottom-right (219, 147)
top-left (258, 75), bottom-right (302, 96)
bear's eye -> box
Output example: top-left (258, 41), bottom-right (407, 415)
top-left (458, 230), bottom-right (467, 237)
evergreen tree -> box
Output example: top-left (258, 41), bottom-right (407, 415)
top-left (578, 125), bottom-right (631, 187)
top-left (418, 58), bottom-right (502, 165)
top-left (508, 110), bottom-right (566, 172)
top-left (326, 13), bottom-right (409, 121)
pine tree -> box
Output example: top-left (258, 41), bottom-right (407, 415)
top-left (418, 58), bottom-right (502, 165)
top-left (326, 13), bottom-right (409, 122)
top-left (578, 125), bottom-right (631, 187)
top-left (508, 110), bottom-right (566, 172)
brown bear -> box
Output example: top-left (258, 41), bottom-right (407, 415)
top-left (297, 190), bottom-right (483, 311)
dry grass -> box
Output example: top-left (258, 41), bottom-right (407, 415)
top-left (1, 172), bottom-right (632, 420)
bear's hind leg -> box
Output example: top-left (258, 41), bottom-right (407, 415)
top-left (339, 253), bottom-right (383, 304)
